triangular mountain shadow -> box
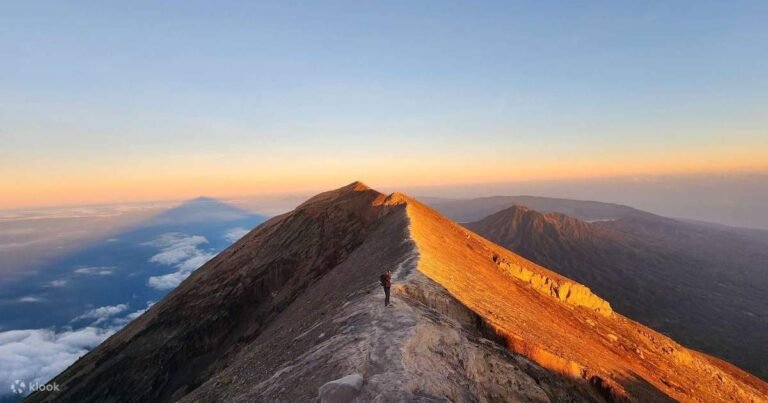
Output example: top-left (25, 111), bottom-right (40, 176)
top-left (29, 182), bottom-right (768, 402)
top-left (147, 197), bottom-right (254, 226)
top-left (0, 197), bottom-right (267, 330)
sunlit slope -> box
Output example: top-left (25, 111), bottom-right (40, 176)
top-left (404, 195), bottom-right (768, 402)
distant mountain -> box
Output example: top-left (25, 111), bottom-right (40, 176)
top-left (464, 204), bottom-right (768, 380)
top-left (30, 183), bottom-right (767, 402)
top-left (422, 195), bottom-right (649, 223)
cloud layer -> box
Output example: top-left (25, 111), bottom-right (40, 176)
top-left (146, 233), bottom-right (214, 290)
top-left (0, 302), bottom-right (152, 393)
top-left (0, 326), bottom-right (115, 389)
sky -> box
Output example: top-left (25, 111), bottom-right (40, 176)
top-left (2, 0), bottom-right (767, 209)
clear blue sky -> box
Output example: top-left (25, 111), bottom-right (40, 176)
top-left (2, 1), bottom-right (767, 207)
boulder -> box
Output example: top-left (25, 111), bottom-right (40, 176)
top-left (318, 373), bottom-right (364, 403)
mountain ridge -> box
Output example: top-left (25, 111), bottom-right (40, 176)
top-left (29, 182), bottom-right (768, 402)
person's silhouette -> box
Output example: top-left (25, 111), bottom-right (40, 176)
top-left (379, 271), bottom-right (392, 306)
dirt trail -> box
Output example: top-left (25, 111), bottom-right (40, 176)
top-left (361, 270), bottom-right (420, 399)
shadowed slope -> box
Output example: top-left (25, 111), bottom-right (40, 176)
top-left (28, 182), bottom-right (395, 402)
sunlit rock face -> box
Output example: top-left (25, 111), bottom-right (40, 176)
top-left (492, 255), bottom-right (612, 316)
top-left (30, 182), bottom-right (768, 403)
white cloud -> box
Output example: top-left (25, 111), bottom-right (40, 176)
top-left (146, 233), bottom-right (214, 290)
top-left (0, 302), bottom-right (157, 394)
top-left (72, 304), bottom-right (129, 325)
top-left (0, 326), bottom-right (116, 390)
top-left (17, 296), bottom-right (45, 303)
top-left (223, 227), bottom-right (249, 243)
top-left (45, 280), bottom-right (68, 288)
top-left (73, 266), bottom-right (115, 276)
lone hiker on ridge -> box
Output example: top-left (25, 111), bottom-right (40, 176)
top-left (380, 270), bottom-right (392, 307)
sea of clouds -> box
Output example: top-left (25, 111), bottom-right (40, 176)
top-left (0, 302), bottom-right (153, 392)
top-left (0, 229), bottom-right (239, 396)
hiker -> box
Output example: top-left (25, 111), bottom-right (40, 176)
top-left (380, 270), bottom-right (392, 306)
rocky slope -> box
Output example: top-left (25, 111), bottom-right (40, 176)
top-left (29, 183), bottom-right (768, 402)
top-left (465, 205), bottom-right (768, 380)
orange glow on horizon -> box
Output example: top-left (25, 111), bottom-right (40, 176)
top-left (3, 144), bottom-right (767, 210)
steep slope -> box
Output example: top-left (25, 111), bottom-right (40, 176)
top-left (29, 183), bottom-right (767, 402)
top-left (465, 205), bottom-right (768, 380)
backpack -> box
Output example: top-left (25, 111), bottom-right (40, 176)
top-left (380, 273), bottom-right (391, 287)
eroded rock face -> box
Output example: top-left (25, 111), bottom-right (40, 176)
top-left (493, 254), bottom-right (612, 316)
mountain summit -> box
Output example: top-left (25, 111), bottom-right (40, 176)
top-left (30, 183), bottom-right (767, 402)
